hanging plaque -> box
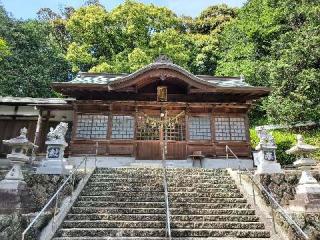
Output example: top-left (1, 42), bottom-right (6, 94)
top-left (157, 86), bottom-right (167, 102)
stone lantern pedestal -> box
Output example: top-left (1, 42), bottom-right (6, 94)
top-left (37, 122), bottom-right (72, 175)
top-left (289, 171), bottom-right (320, 212)
top-left (254, 128), bottom-right (282, 174)
top-left (255, 145), bottom-right (283, 174)
top-left (0, 128), bottom-right (36, 213)
top-left (286, 134), bottom-right (320, 213)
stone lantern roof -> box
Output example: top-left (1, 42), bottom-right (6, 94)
top-left (2, 127), bottom-right (35, 148)
top-left (286, 134), bottom-right (319, 155)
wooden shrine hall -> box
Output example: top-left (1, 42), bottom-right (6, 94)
top-left (46, 56), bottom-right (270, 161)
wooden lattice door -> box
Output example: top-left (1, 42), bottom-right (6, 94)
top-left (135, 112), bottom-right (186, 160)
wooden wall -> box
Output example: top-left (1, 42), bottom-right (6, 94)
top-left (69, 101), bottom-right (252, 159)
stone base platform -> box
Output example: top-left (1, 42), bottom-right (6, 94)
top-left (68, 156), bottom-right (254, 170)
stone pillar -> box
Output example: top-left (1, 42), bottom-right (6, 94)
top-left (254, 128), bottom-right (283, 174)
top-left (37, 122), bottom-right (72, 175)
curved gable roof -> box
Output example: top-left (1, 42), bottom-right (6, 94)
top-left (108, 61), bottom-right (217, 89)
top-left (52, 56), bottom-right (270, 99)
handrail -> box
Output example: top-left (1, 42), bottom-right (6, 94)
top-left (161, 158), bottom-right (172, 240)
top-left (225, 145), bottom-right (309, 240)
top-left (22, 156), bottom-right (89, 240)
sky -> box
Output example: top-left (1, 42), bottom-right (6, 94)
top-left (1, 0), bottom-right (246, 19)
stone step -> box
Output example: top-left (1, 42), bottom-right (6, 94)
top-left (169, 192), bottom-right (244, 198)
top-left (87, 182), bottom-right (164, 187)
top-left (62, 220), bottom-right (165, 229)
top-left (92, 171), bottom-right (230, 177)
top-left (168, 183), bottom-right (237, 188)
top-left (87, 182), bottom-right (238, 189)
top-left (89, 176), bottom-right (233, 183)
top-left (66, 213), bottom-right (166, 221)
top-left (90, 174), bottom-right (163, 179)
top-left (172, 214), bottom-right (260, 222)
top-left (83, 186), bottom-right (164, 192)
top-left (89, 175), bottom-right (230, 181)
top-left (172, 229), bottom-right (270, 238)
top-left (77, 195), bottom-right (247, 204)
top-left (168, 187), bottom-right (240, 192)
top-left (54, 238), bottom-right (270, 240)
top-left (168, 179), bottom-right (235, 184)
top-left (170, 197), bottom-right (247, 204)
top-left (56, 228), bottom-right (165, 238)
top-left (56, 228), bottom-right (270, 238)
top-left (74, 201), bottom-right (165, 208)
top-left (62, 220), bottom-right (264, 230)
top-left (66, 214), bottom-right (260, 222)
top-left (82, 186), bottom-right (240, 193)
top-left (80, 191), bottom-right (244, 198)
top-left (77, 195), bottom-right (165, 202)
top-left (74, 201), bottom-right (250, 209)
top-left (95, 168), bottom-right (228, 174)
top-left (71, 207), bottom-right (166, 215)
top-left (171, 221), bottom-right (264, 230)
top-left (53, 167), bottom-right (270, 240)
top-left (71, 207), bottom-right (255, 215)
top-left (171, 202), bottom-right (251, 209)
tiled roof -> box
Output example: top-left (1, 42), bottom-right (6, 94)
top-left (69, 71), bottom-right (252, 88)
top-left (0, 96), bottom-right (74, 104)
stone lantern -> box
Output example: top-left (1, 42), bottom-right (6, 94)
top-left (0, 128), bottom-right (37, 190)
top-left (254, 127), bottom-right (283, 174)
top-left (286, 134), bottom-right (320, 212)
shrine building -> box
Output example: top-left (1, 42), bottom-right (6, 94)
top-left (0, 57), bottom-right (270, 168)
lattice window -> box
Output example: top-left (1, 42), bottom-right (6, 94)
top-left (164, 121), bottom-right (186, 141)
top-left (137, 116), bottom-right (160, 140)
top-left (215, 117), bottom-right (231, 141)
top-left (214, 117), bottom-right (246, 141)
top-left (188, 116), bottom-right (211, 140)
top-left (76, 114), bottom-right (108, 139)
top-left (111, 115), bottom-right (135, 139)
top-left (230, 117), bottom-right (246, 141)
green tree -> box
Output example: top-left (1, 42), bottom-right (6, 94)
top-left (216, 0), bottom-right (320, 124)
top-left (192, 4), bottom-right (238, 34)
top-left (0, 37), bottom-right (10, 60)
top-left (65, 0), bottom-right (179, 72)
top-left (0, 6), bottom-right (70, 97)
top-left (150, 28), bottom-right (191, 68)
top-left (128, 48), bottom-right (152, 72)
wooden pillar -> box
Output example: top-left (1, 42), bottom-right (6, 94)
top-left (68, 104), bottom-right (78, 156)
top-left (32, 109), bottom-right (43, 155)
top-left (160, 110), bottom-right (165, 161)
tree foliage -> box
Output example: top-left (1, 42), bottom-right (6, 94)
top-left (0, 6), bottom-right (70, 97)
top-left (216, 0), bottom-right (320, 124)
top-left (0, 0), bottom-right (319, 124)
top-left (64, 0), bottom-right (236, 74)
top-left (0, 37), bottom-right (10, 61)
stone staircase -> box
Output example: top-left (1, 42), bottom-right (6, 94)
top-left (53, 168), bottom-right (270, 239)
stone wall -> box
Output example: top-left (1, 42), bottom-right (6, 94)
top-left (258, 171), bottom-right (320, 240)
top-left (259, 171), bottom-right (320, 205)
top-left (0, 169), bottom-right (83, 240)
